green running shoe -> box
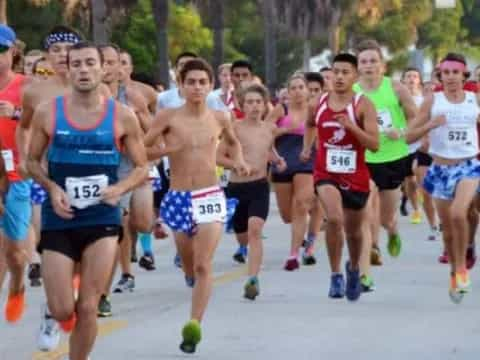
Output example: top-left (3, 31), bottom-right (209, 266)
top-left (97, 295), bottom-right (112, 318)
top-left (387, 233), bottom-right (402, 258)
top-left (244, 277), bottom-right (260, 300)
top-left (360, 274), bottom-right (375, 293)
top-left (180, 319), bottom-right (202, 354)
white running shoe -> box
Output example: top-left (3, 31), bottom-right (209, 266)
top-left (37, 303), bottom-right (60, 352)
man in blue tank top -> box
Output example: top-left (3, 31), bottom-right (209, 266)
top-left (26, 41), bottom-right (148, 360)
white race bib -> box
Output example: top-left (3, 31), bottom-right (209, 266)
top-left (377, 110), bottom-right (393, 132)
top-left (447, 126), bottom-right (473, 146)
top-left (148, 165), bottom-right (160, 179)
top-left (1, 149), bottom-right (14, 172)
top-left (66, 174), bottom-right (108, 210)
top-left (326, 149), bottom-right (357, 174)
top-left (192, 189), bottom-right (227, 224)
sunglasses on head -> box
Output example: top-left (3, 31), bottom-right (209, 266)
top-left (35, 68), bottom-right (55, 76)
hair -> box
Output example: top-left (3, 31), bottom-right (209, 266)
top-left (287, 73), bottom-right (307, 88)
top-left (67, 41), bottom-right (104, 67)
top-left (32, 56), bottom-right (47, 74)
top-left (439, 52), bottom-right (470, 79)
top-left (356, 39), bottom-right (383, 60)
top-left (319, 66), bottom-right (332, 73)
top-left (239, 83), bottom-right (270, 107)
top-left (304, 72), bottom-right (324, 88)
top-left (401, 67), bottom-right (423, 83)
top-left (43, 25), bottom-right (83, 49)
top-left (174, 51), bottom-right (198, 67)
top-left (333, 53), bottom-right (358, 69)
top-left (179, 57), bottom-right (214, 84)
top-left (98, 43), bottom-right (121, 54)
top-left (26, 49), bottom-right (43, 57)
top-left (218, 62), bottom-right (232, 75)
top-left (231, 59), bottom-right (253, 73)
top-left (131, 72), bottom-right (156, 89)
top-left (119, 49), bottom-right (133, 65)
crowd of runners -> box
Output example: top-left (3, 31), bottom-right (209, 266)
top-left (0, 22), bottom-right (479, 359)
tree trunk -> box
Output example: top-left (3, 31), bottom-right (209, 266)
top-left (0, 0), bottom-right (6, 24)
top-left (303, 39), bottom-right (311, 71)
top-left (262, 0), bottom-right (277, 94)
top-left (210, 0), bottom-right (224, 85)
top-left (152, 0), bottom-right (170, 88)
top-left (327, 6), bottom-right (342, 57)
top-left (90, 0), bottom-right (108, 43)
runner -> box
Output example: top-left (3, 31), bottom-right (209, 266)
top-left (268, 74), bottom-right (316, 270)
top-left (354, 39), bottom-right (417, 261)
top-left (218, 83), bottom-right (286, 300)
top-left (27, 41), bottom-right (148, 359)
top-left (0, 24), bottom-right (33, 324)
top-left (406, 52), bottom-right (480, 303)
top-left (231, 59), bottom-right (254, 120)
top-left (213, 63), bottom-right (234, 109)
top-left (305, 72), bottom-right (324, 103)
top-left (302, 53), bottom-right (378, 300)
top-left (145, 58), bottom-right (249, 353)
top-left (320, 66), bottom-right (333, 92)
top-left (0, 136), bottom-right (9, 294)
top-left (23, 49), bottom-right (43, 77)
top-left (31, 57), bottom-right (54, 80)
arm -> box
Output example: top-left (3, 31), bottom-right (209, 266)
top-left (405, 95), bottom-right (444, 144)
top-left (264, 103), bottom-right (285, 123)
top-left (216, 139), bottom-right (236, 169)
top-left (16, 86), bottom-right (35, 175)
top-left (144, 109), bottom-right (173, 160)
top-left (0, 138), bottom-right (8, 195)
top-left (300, 102), bottom-right (317, 161)
top-left (345, 97), bottom-right (379, 152)
top-left (393, 80), bottom-right (417, 125)
top-left (129, 89), bottom-right (152, 133)
top-left (218, 113), bottom-right (249, 175)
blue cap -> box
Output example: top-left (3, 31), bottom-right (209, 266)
top-left (0, 24), bottom-right (16, 48)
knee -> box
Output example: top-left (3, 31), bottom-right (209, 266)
top-left (130, 214), bottom-right (153, 233)
top-left (49, 300), bottom-right (75, 322)
top-left (76, 298), bottom-right (98, 320)
top-left (325, 213), bottom-right (343, 231)
top-left (193, 262), bottom-right (211, 278)
top-left (293, 196), bottom-right (311, 215)
top-left (248, 225), bottom-right (262, 242)
top-left (5, 247), bottom-right (25, 269)
top-left (451, 211), bottom-right (466, 227)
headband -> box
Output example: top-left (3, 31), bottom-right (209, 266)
top-left (439, 60), bottom-right (467, 72)
top-left (43, 32), bottom-right (81, 50)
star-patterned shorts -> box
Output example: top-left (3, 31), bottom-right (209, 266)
top-left (151, 178), bottom-right (162, 192)
top-left (160, 189), bottom-right (197, 236)
top-left (31, 181), bottom-right (48, 205)
top-left (423, 158), bottom-right (480, 201)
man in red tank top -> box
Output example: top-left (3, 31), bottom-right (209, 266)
top-left (301, 53), bottom-right (379, 301)
top-left (0, 24), bottom-right (32, 324)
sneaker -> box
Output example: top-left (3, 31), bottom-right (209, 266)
top-left (233, 247), bottom-right (246, 264)
top-left (410, 210), bottom-right (422, 224)
top-left (329, 273), bottom-right (345, 299)
top-left (302, 240), bottom-right (316, 265)
top-left (284, 257), bottom-right (299, 271)
top-left (456, 270), bottom-right (471, 293)
top-left (28, 263), bottom-right (42, 287)
top-left (400, 196), bottom-right (408, 216)
top-left (185, 276), bottom-right (195, 288)
top-left (113, 274), bottom-right (135, 293)
top-left (387, 233), bottom-right (402, 258)
top-left (345, 261), bottom-right (362, 301)
top-left (466, 245), bottom-right (477, 270)
top-left (244, 277), bottom-right (260, 301)
top-left (360, 274), bottom-right (375, 292)
top-left (97, 295), bottom-right (112, 318)
top-left (180, 319), bottom-right (202, 354)
top-left (139, 254), bottom-right (156, 271)
top-left (174, 253), bottom-right (182, 268)
top-left (449, 273), bottom-right (464, 304)
top-left (37, 304), bottom-right (60, 352)
top-left (5, 287), bottom-right (25, 323)
top-left (370, 245), bottom-right (383, 266)
top-left (427, 227), bottom-right (438, 241)
top-left (438, 250), bottom-right (449, 264)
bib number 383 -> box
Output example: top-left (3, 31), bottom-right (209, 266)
top-left (66, 174), bottom-right (108, 209)
top-left (192, 189), bottom-right (227, 224)
top-left (326, 149), bottom-right (357, 174)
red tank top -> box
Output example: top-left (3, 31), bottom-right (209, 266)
top-left (314, 93), bottom-right (370, 192)
top-left (0, 73), bottom-right (25, 182)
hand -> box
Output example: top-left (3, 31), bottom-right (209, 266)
top-left (300, 148), bottom-right (311, 162)
top-left (420, 137), bottom-right (429, 152)
top-left (50, 185), bottom-right (74, 219)
top-left (101, 185), bottom-right (123, 206)
top-left (429, 115), bottom-right (446, 130)
top-left (233, 160), bottom-right (251, 177)
top-left (274, 157), bottom-right (287, 172)
top-left (0, 101), bottom-right (15, 118)
top-left (335, 114), bottom-right (354, 130)
top-left (384, 128), bottom-right (401, 140)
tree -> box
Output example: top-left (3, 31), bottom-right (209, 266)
top-left (261, 0), bottom-right (277, 92)
top-left (90, 0), bottom-right (107, 43)
top-left (152, 0), bottom-right (169, 87)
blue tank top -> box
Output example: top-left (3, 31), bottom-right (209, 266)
top-left (42, 96), bottom-right (122, 230)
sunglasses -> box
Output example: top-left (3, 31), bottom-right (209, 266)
top-left (35, 68), bottom-right (55, 76)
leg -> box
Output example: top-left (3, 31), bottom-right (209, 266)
top-left (379, 188), bottom-right (401, 236)
top-left (273, 182), bottom-right (293, 224)
top-left (130, 183), bottom-right (154, 233)
top-left (247, 217), bottom-right (265, 277)
top-left (5, 238), bottom-right (28, 295)
top-left (174, 232), bottom-right (194, 279)
top-left (0, 235), bottom-right (7, 295)
top-left (344, 207), bottom-right (367, 270)
top-left (416, 166), bottom-right (438, 229)
top-left (290, 174), bottom-right (314, 256)
top-left (119, 213), bottom-right (133, 276)
top-left (405, 175), bottom-right (420, 214)
top-left (69, 236), bottom-right (118, 360)
top-left (435, 199), bottom-right (454, 270)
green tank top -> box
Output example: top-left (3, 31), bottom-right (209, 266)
top-left (353, 77), bottom-right (409, 163)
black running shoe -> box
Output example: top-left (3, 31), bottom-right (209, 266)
top-left (139, 254), bottom-right (156, 271)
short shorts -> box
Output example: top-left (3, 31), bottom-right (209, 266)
top-left (316, 180), bottom-right (370, 210)
top-left (0, 180), bottom-right (32, 241)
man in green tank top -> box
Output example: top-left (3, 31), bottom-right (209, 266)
top-left (353, 39), bottom-right (417, 268)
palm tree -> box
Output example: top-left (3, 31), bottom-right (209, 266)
top-left (151, 0), bottom-right (170, 88)
top-left (90, 0), bottom-right (107, 43)
top-left (261, 0), bottom-right (277, 92)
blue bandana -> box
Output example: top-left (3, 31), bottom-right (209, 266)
top-left (43, 32), bottom-right (81, 50)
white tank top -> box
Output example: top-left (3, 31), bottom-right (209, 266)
top-left (429, 91), bottom-right (479, 159)
top-left (409, 95), bottom-right (424, 153)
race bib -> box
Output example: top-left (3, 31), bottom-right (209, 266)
top-left (447, 127), bottom-right (472, 146)
top-left (326, 149), bottom-right (357, 174)
top-left (377, 110), bottom-right (393, 132)
top-left (1, 149), bottom-right (14, 172)
top-left (65, 174), bottom-right (108, 210)
top-left (192, 189), bottom-right (227, 224)
top-left (148, 165), bottom-right (160, 179)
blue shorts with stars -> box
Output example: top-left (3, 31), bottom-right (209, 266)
top-left (160, 190), bottom-right (196, 236)
top-left (31, 181), bottom-right (48, 205)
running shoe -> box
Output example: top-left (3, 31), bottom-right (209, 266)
top-left (455, 269), bottom-right (471, 293)
top-left (284, 257), bottom-right (299, 271)
top-left (410, 210), bottom-right (422, 224)
top-left (370, 245), bottom-right (383, 266)
top-left (139, 254), bottom-right (156, 271)
top-left (28, 263), bottom-right (42, 287)
top-left (174, 253), bottom-right (182, 268)
top-left (466, 244), bottom-right (477, 270)
top-left (345, 261), bottom-right (361, 302)
top-left (185, 276), bottom-right (195, 288)
top-left (233, 246), bottom-right (247, 264)
top-left (329, 274), bottom-right (345, 299)
top-left (37, 304), bottom-right (60, 352)
top-left (387, 233), bottom-right (402, 258)
top-left (180, 319), bottom-right (202, 354)
top-left (438, 250), bottom-right (449, 264)
top-left (449, 273), bottom-right (464, 304)
top-left (5, 287), bottom-right (25, 323)
top-left (302, 239), bottom-right (316, 265)
top-left (244, 277), bottom-right (260, 300)
top-left (113, 274), bottom-right (135, 293)
top-left (427, 227), bottom-right (438, 241)
top-left (400, 195), bottom-right (408, 216)
top-left (360, 274), bottom-right (375, 293)
top-left (97, 295), bottom-right (112, 318)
